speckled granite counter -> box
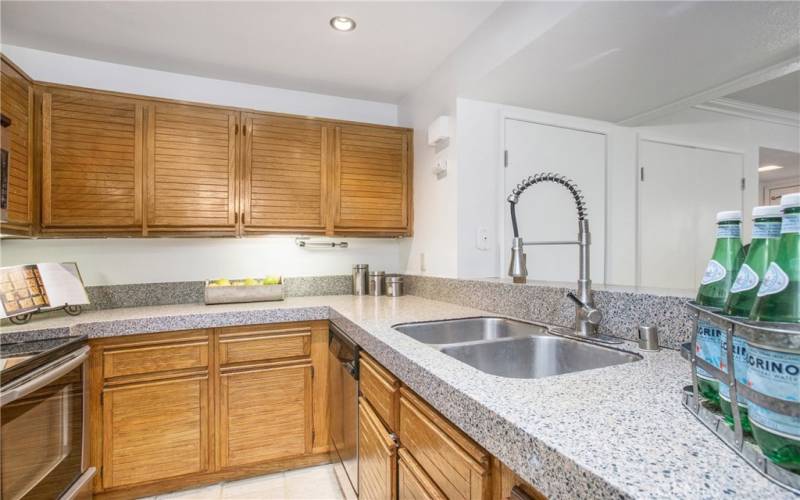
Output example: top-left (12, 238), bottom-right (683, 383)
top-left (1, 296), bottom-right (793, 499)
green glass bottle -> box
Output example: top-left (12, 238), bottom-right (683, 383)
top-left (719, 206), bottom-right (782, 431)
top-left (750, 194), bottom-right (800, 322)
top-left (697, 211), bottom-right (744, 308)
top-left (747, 193), bottom-right (800, 471)
top-left (725, 205), bottom-right (782, 317)
top-left (695, 211), bottom-right (744, 405)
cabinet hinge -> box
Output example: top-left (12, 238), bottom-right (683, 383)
top-left (503, 150), bottom-right (508, 168)
top-left (640, 167), bottom-right (645, 182)
top-left (741, 177), bottom-right (746, 191)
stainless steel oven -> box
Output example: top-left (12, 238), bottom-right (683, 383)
top-left (328, 324), bottom-right (359, 500)
top-left (1, 336), bottom-right (94, 500)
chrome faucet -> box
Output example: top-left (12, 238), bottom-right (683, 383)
top-left (507, 173), bottom-right (606, 340)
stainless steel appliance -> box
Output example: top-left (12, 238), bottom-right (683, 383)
top-left (328, 324), bottom-right (359, 500)
top-left (1, 336), bottom-right (95, 500)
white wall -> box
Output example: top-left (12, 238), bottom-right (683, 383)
top-left (0, 237), bottom-right (401, 286)
top-left (397, 2), bottom-right (581, 278)
top-left (2, 45), bottom-right (398, 125)
top-left (0, 46), bottom-right (403, 285)
top-left (449, 99), bottom-right (799, 287)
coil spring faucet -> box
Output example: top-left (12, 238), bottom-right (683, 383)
top-left (507, 172), bottom-right (603, 339)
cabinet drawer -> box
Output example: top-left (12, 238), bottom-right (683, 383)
top-left (360, 353), bottom-right (400, 431)
top-left (103, 335), bottom-right (209, 379)
top-left (398, 448), bottom-right (446, 500)
top-left (218, 325), bottom-right (311, 365)
top-left (399, 388), bottom-right (490, 500)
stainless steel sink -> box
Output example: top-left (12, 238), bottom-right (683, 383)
top-left (393, 317), bottom-right (548, 346)
top-left (440, 336), bottom-right (641, 379)
top-left (393, 317), bottom-right (641, 379)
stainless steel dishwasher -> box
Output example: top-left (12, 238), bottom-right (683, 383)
top-left (328, 323), bottom-right (359, 500)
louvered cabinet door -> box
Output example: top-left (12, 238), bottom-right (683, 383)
top-left (146, 103), bottom-right (237, 233)
top-left (242, 113), bottom-right (328, 234)
top-left (41, 88), bottom-right (143, 233)
top-left (333, 124), bottom-right (412, 235)
top-left (0, 56), bottom-right (34, 235)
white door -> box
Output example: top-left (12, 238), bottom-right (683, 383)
top-left (638, 139), bottom-right (743, 290)
top-left (503, 119), bottom-right (606, 284)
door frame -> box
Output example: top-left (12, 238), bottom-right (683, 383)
top-left (498, 111), bottom-right (610, 284)
top-left (635, 135), bottom-right (745, 287)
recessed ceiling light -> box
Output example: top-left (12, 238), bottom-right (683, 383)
top-left (759, 165), bottom-right (784, 172)
top-left (330, 16), bottom-right (356, 32)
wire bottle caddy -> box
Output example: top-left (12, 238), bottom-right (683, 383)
top-left (683, 301), bottom-right (800, 494)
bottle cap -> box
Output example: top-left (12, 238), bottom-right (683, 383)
top-left (779, 192), bottom-right (800, 210)
top-left (716, 210), bottom-right (742, 222)
top-left (752, 205), bottom-right (782, 218)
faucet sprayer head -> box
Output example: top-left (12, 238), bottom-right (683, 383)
top-left (508, 237), bottom-right (528, 283)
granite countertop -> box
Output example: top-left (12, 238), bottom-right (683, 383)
top-left (1, 295), bottom-right (793, 499)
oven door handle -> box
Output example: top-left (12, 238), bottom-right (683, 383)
top-left (0, 346), bottom-right (90, 407)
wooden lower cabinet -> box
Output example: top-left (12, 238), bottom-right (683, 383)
top-left (89, 322), bottom-right (329, 498)
top-left (398, 447), bottom-right (447, 500)
top-left (358, 397), bottom-right (398, 500)
top-left (219, 362), bottom-right (312, 468)
top-left (102, 376), bottom-right (209, 489)
top-left (399, 388), bottom-right (491, 500)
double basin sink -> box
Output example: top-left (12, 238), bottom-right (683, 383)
top-left (393, 317), bottom-right (641, 379)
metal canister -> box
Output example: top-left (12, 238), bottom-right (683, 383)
top-left (384, 275), bottom-right (404, 297)
top-left (368, 271), bottom-right (385, 296)
top-left (352, 264), bottom-right (369, 295)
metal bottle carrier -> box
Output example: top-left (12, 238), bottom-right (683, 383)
top-left (683, 301), bottom-right (800, 494)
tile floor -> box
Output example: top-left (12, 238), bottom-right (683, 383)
top-left (138, 464), bottom-right (345, 500)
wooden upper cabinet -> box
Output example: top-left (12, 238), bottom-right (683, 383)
top-left (0, 56), bottom-right (34, 235)
top-left (333, 123), bottom-right (412, 235)
top-left (41, 87), bottom-right (143, 233)
top-left (146, 102), bottom-right (237, 233)
top-left (241, 113), bottom-right (329, 234)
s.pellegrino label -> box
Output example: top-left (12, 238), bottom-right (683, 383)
top-left (701, 260), bottom-right (726, 285)
top-left (695, 320), bottom-right (722, 379)
top-left (753, 220), bottom-right (781, 239)
top-left (729, 264), bottom-right (758, 293)
top-left (757, 262), bottom-right (790, 297)
top-left (746, 343), bottom-right (800, 469)
top-left (717, 224), bottom-right (741, 238)
top-left (782, 212), bottom-right (800, 234)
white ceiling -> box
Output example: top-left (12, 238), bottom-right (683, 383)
top-left (0, 1), bottom-right (500, 103)
top-left (727, 71), bottom-right (800, 112)
top-left (463, 1), bottom-right (800, 123)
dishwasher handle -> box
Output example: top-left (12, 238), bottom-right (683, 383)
top-left (329, 324), bottom-right (360, 379)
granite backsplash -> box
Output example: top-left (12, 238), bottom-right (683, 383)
top-left (85, 275), bottom-right (353, 310)
top-left (402, 275), bottom-right (694, 350)
top-left (82, 273), bottom-right (694, 349)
